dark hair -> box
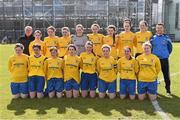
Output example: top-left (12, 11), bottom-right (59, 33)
top-left (32, 44), bottom-right (41, 50)
top-left (15, 43), bottom-right (24, 50)
top-left (124, 46), bottom-right (132, 60)
top-left (68, 44), bottom-right (77, 51)
top-left (107, 25), bottom-right (116, 44)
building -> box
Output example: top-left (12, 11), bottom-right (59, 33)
top-left (163, 0), bottom-right (180, 41)
top-left (0, 0), bottom-right (160, 43)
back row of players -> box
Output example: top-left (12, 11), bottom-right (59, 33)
top-left (9, 19), bottom-right (172, 101)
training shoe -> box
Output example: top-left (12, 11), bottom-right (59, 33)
top-left (166, 93), bottom-right (172, 98)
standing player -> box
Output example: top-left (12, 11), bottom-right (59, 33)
top-left (44, 26), bottom-right (59, 58)
top-left (135, 20), bottom-right (152, 57)
top-left (28, 44), bottom-right (46, 99)
top-left (102, 25), bottom-right (118, 60)
top-left (97, 44), bottom-right (117, 99)
top-left (150, 23), bottom-right (173, 96)
top-left (44, 47), bottom-right (64, 98)
top-left (8, 43), bottom-right (29, 99)
top-left (29, 30), bottom-right (45, 56)
top-left (87, 23), bottom-right (104, 57)
top-left (58, 27), bottom-right (71, 58)
top-left (117, 19), bottom-right (136, 58)
top-left (136, 42), bottom-right (161, 101)
top-left (80, 41), bottom-right (98, 98)
top-left (72, 24), bottom-right (88, 55)
top-left (63, 44), bottom-right (81, 98)
top-left (117, 46), bottom-right (138, 100)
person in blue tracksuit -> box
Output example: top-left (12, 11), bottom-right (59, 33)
top-left (150, 23), bottom-right (173, 96)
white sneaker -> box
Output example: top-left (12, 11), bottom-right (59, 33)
top-left (166, 93), bottom-right (172, 98)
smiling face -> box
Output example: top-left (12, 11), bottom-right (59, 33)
top-left (102, 47), bottom-right (110, 58)
top-left (76, 26), bottom-right (83, 36)
top-left (51, 49), bottom-right (58, 57)
top-left (91, 25), bottom-right (99, 34)
top-left (85, 44), bottom-right (93, 54)
top-left (156, 24), bottom-right (164, 35)
top-left (25, 27), bottom-right (33, 37)
top-left (124, 47), bottom-right (131, 58)
top-left (143, 45), bottom-right (151, 55)
top-left (123, 22), bottom-right (131, 32)
top-left (139, 21), bottom-right (147, 32)
top-left (107, 28), bottom-right (115, 36)
top-left (33, 47), bottom-right (41, 55)
top-left (15, 47), bottom-right (23, 55)
top-left (68, 46), bottom-right (76, 56)
top-left (34, 32), bottom-right (42, 40)
top-left (47, 29), bottom-right (55, 37)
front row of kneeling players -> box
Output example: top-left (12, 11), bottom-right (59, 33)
top-left (8, 41), bottom-right (161, 101)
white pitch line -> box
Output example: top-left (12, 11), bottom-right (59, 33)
top-left (151, 100), bottom-right (171, 120)
top-left (159, 72), bottom-right (180, 82)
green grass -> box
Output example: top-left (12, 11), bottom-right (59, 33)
top-left (0, 44), bottom-right (180, 119)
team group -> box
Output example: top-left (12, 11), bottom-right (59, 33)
top-left (8, 19), bottom-right (173, 101)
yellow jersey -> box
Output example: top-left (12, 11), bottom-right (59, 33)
top-left (117, 31), bottom-right (136, 57)
top-left (28, 55), bottom-right (46, 77)
top-left (136, 54), bottom-right (161, 82)
top-left (29, 40), bottom-right (45, 56)
top-left (8, 54), bottom-right (29, 83)
top-left (63, 55), bottom-right (81, 83)
top-left (135, 31), bottom-right (152, 54)
top-left (58, 36), bottom-right (71, 57)
top-left (80, 52), bottom-right (97, 74)
top-left (117, 56), bottom-right (138, 80)
top-left (102, 35), bottom-right (118, 59)
top-left (87, 33), bottom-right (104, 56)
top-left (97, 56), bottom-right (117, 82)
top-left (44, 57), bottom-right (63, 80)
top-left (44, 36), bottom-right (59, 58)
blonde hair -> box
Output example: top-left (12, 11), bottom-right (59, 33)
top-left (76, 24), bottom-right (84, 30)
top-left (91, 23), bottom-right (100, 30)
top-left (142, 41), bottom-right (152, 49)
top-left (61, 27), bottom-right (70, 32)
top-left (34, 30), bottom-right (42, 35)
top-left (47, 26), bottom-right (56, 32)
top-left (102, 44), bottom-right (111, 51)
top-left (15, 43), bottom-right (24, 50)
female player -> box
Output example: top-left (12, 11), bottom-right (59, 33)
top-left (136, 42), bottom-right (161, 101)
top-left (72, 24), bottom-right (88, 55)
top-left (117, 46), bottom-right (138, 100)
top-left (135, 20), bottom-right (152, 57)
top-left (8, 43), bottom-right (29, 99)
top-left (80, 41), bottom-right (98, 98)
top-left (97, 44), bottom-right (117, 99)
top-left (28, 44), bottom-right (46, 99)
top-left (58, 27), bottom-right (71, 58)
top-left (102, 25), bottom-right (118, 60)
top-left (117, 19), bottom-right (136, 58)
top-left (87, 23), bottom-right (104, 57)
top-left (63, 44), bottom-right (81, 98)
top-left (44, 26), bottom-right (59, 58)
top-left (44, 47), bottom-right (64, 98)
top-left (29, 30), bottom-right (45, 56)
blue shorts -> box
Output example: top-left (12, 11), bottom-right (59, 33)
top-left (47, 78), bottom-right (64, 93)
top-left (120, 79), bottom-right (136, 95)
top-left (11, 82), bottom-right (28, 95)
top-left (28, 76), bottom-right (45, 93)
top-left (98, 79), bottom-right (116, 93)
top-left (81, 72), bottom-right (97, 91)
top-left (64, 79), bottom-right (80, 91)
top-left (138, 80), bottom-right (157, 95)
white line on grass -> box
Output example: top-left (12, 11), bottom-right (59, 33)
top-left (159, 72), bottom-right (180, 82)
top-left (151, 72), bottom-right (180, 120)
top-left (151, 100), bottom-right (171, 120)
